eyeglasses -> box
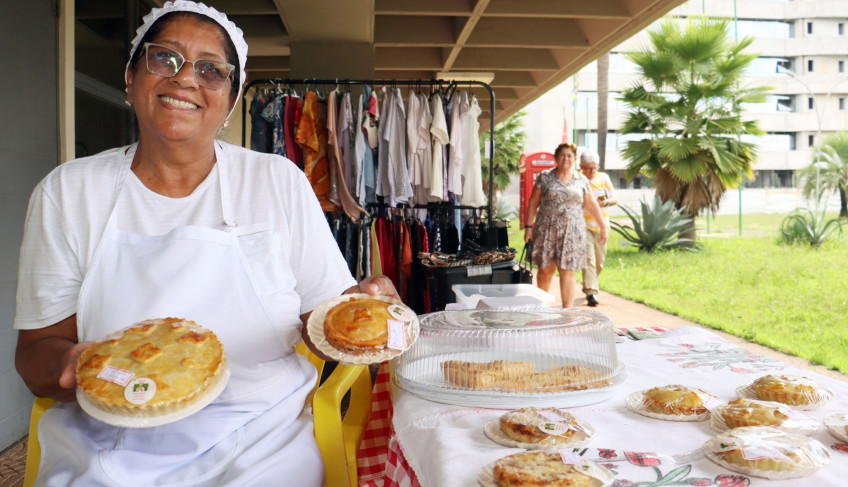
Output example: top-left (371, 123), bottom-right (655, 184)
top-left (142, 42), bottom-right (235, 90)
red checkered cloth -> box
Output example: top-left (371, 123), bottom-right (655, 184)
top-left (356, 363), bottom-right (421, 487)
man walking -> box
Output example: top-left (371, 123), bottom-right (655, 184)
top-left (580, 150), bottom-right (616, 306)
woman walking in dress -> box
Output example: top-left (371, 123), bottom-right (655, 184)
top-left (523, 143), bottom-right (608, 307)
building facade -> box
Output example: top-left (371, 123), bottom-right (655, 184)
top-left (523, 0), bottom-right (848, 190)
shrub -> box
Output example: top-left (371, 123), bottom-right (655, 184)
top-left (778, 207), bottom-right (845, 247)
top-left (611, 196), bottom-right (702, 252)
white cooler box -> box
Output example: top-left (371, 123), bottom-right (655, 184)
top-left (451, 284), bottom-right (556, 309)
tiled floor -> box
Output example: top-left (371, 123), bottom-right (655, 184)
top-left (0, 437), bottom-right (26, 487)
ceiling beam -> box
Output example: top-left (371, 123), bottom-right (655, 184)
top-left (485, 0), bottom-right (632, 19)
top-left (442, 0), bottom-right (491, 71)
top-left (467, 18), bottom-right (589, 48)
top-left (374, 16), bottom-right (456, 46)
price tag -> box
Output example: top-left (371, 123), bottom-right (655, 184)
top-left (387, 319), bottom-right (407, 350)
top-left (97, 366), bottom-right (135, 386)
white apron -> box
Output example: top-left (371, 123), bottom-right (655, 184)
top-left (35, 144), bottom-right (324, 487)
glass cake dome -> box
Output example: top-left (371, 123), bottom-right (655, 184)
top-left (392, 308), bottom-right (625, 408)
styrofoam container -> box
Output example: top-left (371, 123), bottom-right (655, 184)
top-left (452, 284), bottom-right (555, 307)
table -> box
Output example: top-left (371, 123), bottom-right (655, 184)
top-left (388, 327), bottom-right (848, 486)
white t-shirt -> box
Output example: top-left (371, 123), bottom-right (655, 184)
top-left (14, 141), bottom-right (356, 330)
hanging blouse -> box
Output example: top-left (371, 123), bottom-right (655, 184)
top-left (461, 95), bottom-right (486, 206)
top-left (428, 94), bottom-right (449, 202)
top-left (296, 91), bottom-right (338, 212)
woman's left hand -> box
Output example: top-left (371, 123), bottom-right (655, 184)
top-left (347, 274), bottom-right (401, 300)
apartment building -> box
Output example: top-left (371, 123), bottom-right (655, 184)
top-left (523, 0), bottom-right (848, 189)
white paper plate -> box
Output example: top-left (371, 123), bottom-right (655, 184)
top-left (736, 383), bottom-right (832, 410)
top-left (483, 417), bottom-right (594, 449)
top-left (625, 389), bottom-right (715, 422)
top-left (824, 413), bottom-right (848, 442)
top-left (307, 293), bottom-right (419, 364)
top-left (77, 368), bottom-right (230, 428)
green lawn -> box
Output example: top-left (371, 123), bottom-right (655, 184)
top-left (506, 214), bottom-right (848, 374)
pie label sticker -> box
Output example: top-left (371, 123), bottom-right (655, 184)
top-left (124, 378), bottom-right (157, 404)
top-left (702, 396), bottom-right (721, 411)
top-left (538, 421), bottom-right (572, 436)
top-left (388, 304), bottom-right (415, 322)
top-left (387, 319), bottom-right (407, 350)
top-left (741, 447), bottom-right (785, 460)
top-left (559, 451), bottom-right (585, 464)
top-left (97, 366), bottom-right (135, 386)
top-left (538, 410), bottom-right (568, 422)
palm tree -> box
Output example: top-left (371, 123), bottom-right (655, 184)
top-left (797, 131), bottom-right (848, 217)
top-left (618, 17), bottom-right (770, 235)
top-left (597, 52), bottom-right (610, 169)
top-left (480, 110), bottom-right (527, 213)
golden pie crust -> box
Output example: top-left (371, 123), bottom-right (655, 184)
top-left (499, 407), bottom-right (586, 446)
top-left (493, 451), bottom-right (603, 487)
top-left (441, 360), bottom-right (612, 393)
top-left (719, 398), bottom-right (791, 429)
top-left (76, 318), bottom-right (226, 417)
top-left (323, 297), bottom-right (392, 354)
top-left (642, 385), bottom-right (711, 416)
top-left (752, 374), bottom-right (825, 406)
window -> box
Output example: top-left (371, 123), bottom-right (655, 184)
top-left (840, 97), bottom-right (845, 110)
top-left (732, 20), bottom-right (791, 39)
top-left (807, 59), bottom-right (814, 72)
top-left (747, 57), bottom-right (792, 75)
top-left (840, 60), bottom-right (845, 73)
top-left (809, 135), bottom-right (815, 147)
top-left (839, 23), bottom-right (844, 35)
top-left (807, 22), bottom-right (813, 34)
top-left (808, 97), bottom-right (814, 110)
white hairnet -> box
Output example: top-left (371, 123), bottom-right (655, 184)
top-left (125, 0), bottom-right (248, 118)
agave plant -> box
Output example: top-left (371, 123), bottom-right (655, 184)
top-left (611, 196), bottom-right (701, 252)
top-left (778, 207), bottom-right (845, 247)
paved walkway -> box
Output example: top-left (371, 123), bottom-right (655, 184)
top-left (547, 276), bottom-right (848, 384)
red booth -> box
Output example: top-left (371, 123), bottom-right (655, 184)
top-left (519, 151), bottom-right (556, 226)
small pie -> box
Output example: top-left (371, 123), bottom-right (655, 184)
top-left (76, 318), bottom-right (226, 418)
top-left (705, 426), bottom-right (830, 477)
top-left (499, 407), bottom-right (589, 446)
top-left (323, 297), bottom-right (393, 354)
top-left (641, 385), bottom-right (714, 416)
top-left (718, 398), bottom-right (791, 429)
top-left (751, 374), bottom-right (827, 406)
top-left (492, 451), bottom-right (605, 487)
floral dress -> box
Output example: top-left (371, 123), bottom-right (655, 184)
top-left (530, 169), bottom-right (591, 270)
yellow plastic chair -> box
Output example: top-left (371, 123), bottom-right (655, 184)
top-left (24, 344), bottom-right (373, 487)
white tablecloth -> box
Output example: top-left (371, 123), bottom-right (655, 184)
top-left (391, 327), bottom-right (848, 486)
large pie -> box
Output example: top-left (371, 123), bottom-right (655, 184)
top-left (76, 317), bottom-right (227, 417)
top-left (499, 407), bottom-right (590, 446)
top-left (323, 297), bottom-right (392, 354)
top-left (751, 374), bottom-right (827, 406)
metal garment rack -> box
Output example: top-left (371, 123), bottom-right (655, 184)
top-left (240, 78), bottom-right (496, 225)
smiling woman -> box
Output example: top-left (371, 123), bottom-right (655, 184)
top-left (12, 1), bottom-right (399, 486)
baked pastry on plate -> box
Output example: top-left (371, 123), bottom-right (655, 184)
top-left (711, 398), bottom-right (818, 435)
top-left (748, 374), bottom-right (832, 407)
top-left (484, 407), bottom-right (594, 448)
top-left (441, 360), bottom-right (612, 393)
top-left (626, 384), bottom-right (718, 421)
top-left (823, 413), bottom-right (848, 442)
top-left (703, 426), bottom-right (831, 480)
top-left (76, 318), bottom-right (228, 426)
top-left (307, 293), bottom-right (418, 364)
top-left (479, 450), bottom-right (614, 487)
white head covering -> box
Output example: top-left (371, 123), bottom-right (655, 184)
top-left (125, 0), bottom-right (248, 119)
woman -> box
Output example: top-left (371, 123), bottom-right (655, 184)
top-left (13, 1), bottom-right (396, 485)
top-left (524, 143), bottom-right (608, 308)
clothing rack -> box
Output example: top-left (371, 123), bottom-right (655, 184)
top-left (240, 78), bottom-right (496, 225)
